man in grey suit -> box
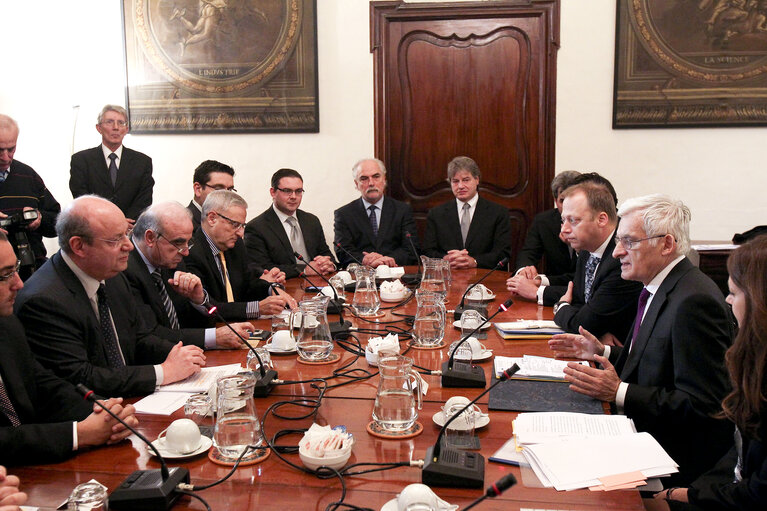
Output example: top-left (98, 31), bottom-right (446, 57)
top-left (334, 158), bottom-right (419, 268)
top-left (549, 194), bottom-right (734, 486)
top-left (69, 105), bottom-right (153, 223)
top-left (245, 168), bottom-right (335, 279)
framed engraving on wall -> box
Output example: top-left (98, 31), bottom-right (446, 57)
top-left (121, 0), bottom-right (318, 133)
top-left (614, 0), bottom-right (767, 128)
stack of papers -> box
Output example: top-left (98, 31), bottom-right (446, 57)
top-left (494, 320), bottom-right (564, 340)
top-left (494, 412), bottom-right (678, 491)
top-left (494, 355), bottom-right (588, 381)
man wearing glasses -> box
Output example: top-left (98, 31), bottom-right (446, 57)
top-left (15, 196), bottom-right (205, 397)
top-left (69, 105), bottom-right (154, 224)
top-left (187, 160), bottom-right (236, 231)
top-left (245, 168), bottom-right (336, 279)
top-left (185, 190), bottom-right (294, 321)
top-left (125, 201), bottom-right (253, 349)
top-left (549, 195), bottom-right (734, 486)
top-left (550, 179), bottom-right (642, 343)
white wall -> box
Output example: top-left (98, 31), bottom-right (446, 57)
top-left (0, 0), bottom-right (763, 255)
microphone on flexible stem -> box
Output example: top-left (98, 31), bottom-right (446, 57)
top-left (401, 231), bottom-right (422, 286)
top-left (294, 252), bottom-right (351, 336)
top-left (461, 473), bottom-right (518, 510)
top-left (442, 298), bottom-right (513, 388)
top-left (76, 384), bottom-right (190, 510)
top-left (333, 241), bottom-right (363, 267)
top-left (453, 257), bottom-right (509, 320)
top-left (206, 305), bottom-right (278, 397)
top-left (422, 364), bottom-right (520, 488)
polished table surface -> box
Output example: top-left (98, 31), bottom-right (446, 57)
top-left (14, 268), bottom-right (644, 510)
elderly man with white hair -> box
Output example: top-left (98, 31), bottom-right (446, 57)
top-left (549, 194), bottom-right (735, 487)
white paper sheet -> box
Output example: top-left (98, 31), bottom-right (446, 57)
top-left (133, 391), bottom-right (195, 415)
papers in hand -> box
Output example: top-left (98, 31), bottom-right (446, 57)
top-left (494, 355), bottom-right (588, 381)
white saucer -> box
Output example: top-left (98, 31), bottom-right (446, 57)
top-left (149, 436), bottom-right (212, 459)
top-left (452, 320), bottom-right (491, 330)
top-left (266, 344), bottom-right (297, 354)
top-left (380, 290), bottom-right (410, 302)
top-left (432, 411), bottom-right (490, 430)
top-left (452, 349), bottom-right (493, 362)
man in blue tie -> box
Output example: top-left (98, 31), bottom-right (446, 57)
top-left (551, 180), bottom-right (642, 342)
top-left (548, 194), bottom-right (734, 486)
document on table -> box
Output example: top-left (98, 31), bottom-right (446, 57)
top-left (494, 355), bottom-right (588, 381)
top-left (156, 364), bottom-right (243, 393)
top-left (133, 392), bottom-right (194, 415)
top-left (513, 412), bottom-right (636, 444)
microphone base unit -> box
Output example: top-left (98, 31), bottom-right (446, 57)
top-left (422, 445), bottom-right (485, 489)
top-left (329, 320), bottom-right (351, 338)
top-left (109, 467), bottom-right (190, 511)
top-left (440, 360), bottom-right (487, 388)
top-left (326, 299), bottom-right (345, 315)
top-left (401, 273), bottom-right (421, 286)
top-left (253, 368), bottom-right (279, 397)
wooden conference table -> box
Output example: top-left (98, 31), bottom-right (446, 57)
top-left (14, 268), bottom-right (644, 511)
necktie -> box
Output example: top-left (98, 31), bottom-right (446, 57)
top-left (96, 284), bottom-right (125, 368)
top-left (629, 288), bottom-right (652, 348)
top-left (0, 379), bottom-right (21, 427)
top-left (108, 153), bottom-right (118, 186)
top-left (0, 171), bottom-right (8, 184)
top-left (286, 216), bottom-right (309, 265)
top-left (218, 252), bottom-right (235, 302)
top-left (152, 269), bottom-right (180, 330)
top-left (368, 205), bottom-right (378, 238)
top-left (583, 254), bottom-right (600, 303)
top-left (460, 202), bottom-right (471, 246)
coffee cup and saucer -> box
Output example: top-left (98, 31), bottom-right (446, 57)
top-left (151, 418), bottom-right (212, 459)
top-left (265, 330), bottom-right (297, 354)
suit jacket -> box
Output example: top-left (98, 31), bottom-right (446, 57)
top-left (0, 314), bottom-right (93, 466)
top-left (608, 258), bottom-right (734, 486)
top-left (183, 229), bottom-right (270, 321)
top-left (69, 146), bottom-right (154, 220)
top-left (333, 197), bottom-right (419, 267)
top-left (123, 248), bottom-right (212, 348)
top-left (553, 233), bottom-right (643, 340)
top-left (188, 201), bottom-right (202, 231)
top-left (244, 207), bottom-right (335, 279)
top-left (515, 207), bottom-right (577, 277)
top-left (14, 252), bottom-right (175, 397)
top-left (422, 197), bottom-right (511, 269)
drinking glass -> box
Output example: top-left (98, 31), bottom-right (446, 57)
top-left (184, 393), bottom-right (214, 437)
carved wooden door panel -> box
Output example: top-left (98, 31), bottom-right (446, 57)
top-left (371, 1), bottom-right (560, 261)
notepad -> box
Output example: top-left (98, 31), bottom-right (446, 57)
top-left (494, 355), bottom-right (588, 381)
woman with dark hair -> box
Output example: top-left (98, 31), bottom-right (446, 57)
top-left (656, 235), bottom-right (767, 509)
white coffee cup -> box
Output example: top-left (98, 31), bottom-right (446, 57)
top-left (449, 337), bottom-right (486, 359)
top-left (157, 418), bottom-right (202, 454)
top-left (442, 396), bottom-right (481, 423)
top-left (335, 270), bottom-right (353, 284)
top-left (270, 329), bottom-right (296, 350)
top-left (397, 483), bottom-right (440, 511)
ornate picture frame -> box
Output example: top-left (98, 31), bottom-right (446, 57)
top-left (122, 0), bottom-right (318, 133)
top-left (613, 0), bottom-right (767, 128)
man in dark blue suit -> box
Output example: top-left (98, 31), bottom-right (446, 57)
top-left (69, 105), bottom-right (154, 223)
top-left (334, 158), bottom-right (419, 268)
top-left (549, 194), bottom-right (734, 486)
top-left (0, 231), bottom-right (138, 465)
top-left (187, 160), bottom-right (236, 231)
top-left (422, 156), bottom-right (511, 269)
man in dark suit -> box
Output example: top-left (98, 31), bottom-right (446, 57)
top-left (0, 114), bottom-right (61, 277)
top-left (245, 168), bottom-right (335, 279)
top-left (334, 158), bottom-right (419, 268)
top-left (126, 201), bottom-right (252, 348)
top-left (184, 190), bottom-right (293, 322)
top-left (549, 194), bottom-right (734, 486)
top-left (187, 160), bottom-right (236, 231)
top-left (69, 105), bottom-right (153, 224)
top-left (0, 231), bottom-right (138, 466)
top-left (422, 156), bottom-right (511, 269)
top-left (551, 181), bottom-right (642, 342)
top-left (508, 171), bottom-right (580, 304)
top-left (15, 196), bottom-right (205, 397)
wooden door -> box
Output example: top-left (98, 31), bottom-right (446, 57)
top-left (371, 1), bottom-right (560, 261)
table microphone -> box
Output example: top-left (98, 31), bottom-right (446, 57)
top-left (206, 305), bottom-right (278, 397)
top-left (442, 298), bottom-right (513, 388)
top-left (422, 364), bottom-right (520, 488)
top-left (453, 257), bottom-right (509, 320)
top-left (76, 384), bottom-right (190, 510)
top-left (333, 241), bottom-right (363, 266)
top-left (401, 231), bottom-right (422, 286)
top-left (461, 473), bottom-right (518, 510)
top-left (294, 252), bottom-right (351, 336)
